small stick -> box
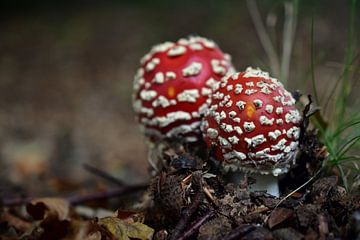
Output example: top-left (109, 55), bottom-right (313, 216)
top-left (170, 172), bottom-right (203, 240)
top-left (181, 173), bottom-right (193, 190)
top-left (250, 206), bottom-right (269, 214)
top-left (2, 184), bottom-right (148, 207)
top-left (273, 169), bottom-right (321, 209)
top-left (203, 186), bottom-right (216, 203)
top-left (68, 184), bottom-right (148, 205)
top-left (1, 196), bottom-right (33, 207)
top-left (170, 191), bottom-right (203, 240)
top-left (2, 211), bottom-right (32, 232)
top-left (83, 163), bottom-right (125, 186)
top-left (177, 211), bottom-right (214, 240)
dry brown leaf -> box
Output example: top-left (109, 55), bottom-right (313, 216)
top-left (2, 211), bottom-right (32, 232)
top-left (114, 209), bottom-right (145, 224)
top-left (98, 216), bottom-right (154, 240)
top-left (33, 215), bottom-right (71, 239)
top-left (26, 197), bottom-right (70, 220)
top-left (267, 208), bottom-right (294, 229)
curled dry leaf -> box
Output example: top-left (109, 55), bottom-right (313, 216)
top-left (1, 211), bottom-right (32, 232)
top-left (98, 216), bottom-right (154, 240)
top-left (267, 208), bottom-right (294, 229)
top-left (34, 215), bottom-right (71, 240)
top-left (26, 197), bottom-right (70, 221)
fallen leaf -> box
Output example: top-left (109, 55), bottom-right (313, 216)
top-left (26, 197), bottom-right (70, 221)
top-left (114, 209), bottom-right (145, 223)
top-left (2, 211), bottom-right (32, 232)
top-left (98, 216), bottom-right (154, 240)
top-left (24, 215), bottom-right (70, 240)
top-left (267, 208), bottom-right (294, 229)
top-left (43, 217), bottom-right (70, 238)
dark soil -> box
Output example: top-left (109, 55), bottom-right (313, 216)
top-left (1, 100), bottom-right (359, 239)
top-left (135, 97), bottom-right (359, 239)
top-left (0, 108), bottom-right (360, 240)
top-left (0, 131), bottom-right (360, 240)
top-left (144, 129), bottom-right (360, 240)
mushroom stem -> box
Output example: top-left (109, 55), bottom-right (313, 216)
top-left (228, 172), bottom-right (280, 197)
top-left (248, 173), bottom-right (279, 197)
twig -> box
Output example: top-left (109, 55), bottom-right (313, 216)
top-left (299, 95), bottom-right (313, 143)
top-left (177, 211), bottom-right (214, 240)
top-left (1, 196), bottom-right (32, 207)
top-left (83, 163), bottom-right (125, 186)
top-left (2, 211), bottom-right (32, 232)
top-left (203, 186), bottom-right (216, 203)
top-left (170, 172), bottom-right (203, 240)
top-left (67, 185), bottom-right (148, 205)
top-left (247, 0), bottom-right (280, 76)
top-left (273, 169), bottom-right (321, 209)
top-left (222, 224), bottom-right (257, 240)
top-left (170, 190), bottom-right (204, 240)
top-left (2, 184), bottom-right (148, 207)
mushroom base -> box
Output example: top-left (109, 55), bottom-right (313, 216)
top-left (227, 171), bottom-right (281, 197)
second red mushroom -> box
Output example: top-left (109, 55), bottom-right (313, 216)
top-left (201, 67), bottom-right (302, 196)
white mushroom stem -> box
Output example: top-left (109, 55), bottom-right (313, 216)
top-left (228, 172), bottom-right (280, 197)
top-left (247, 173), bottom-right (279, 197)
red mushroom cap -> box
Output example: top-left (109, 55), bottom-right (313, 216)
top-left (201, 67), bottom-right (301, 175)
top-left (133, 36), bottom-right (234, 142)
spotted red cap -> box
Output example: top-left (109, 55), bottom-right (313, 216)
top-left (201, 67), bottom-right (301, 175)
top-left (133, 36), bottom-right (234, 142)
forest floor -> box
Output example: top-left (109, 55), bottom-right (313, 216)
top-left (1, 126), bottom-right (359, 240)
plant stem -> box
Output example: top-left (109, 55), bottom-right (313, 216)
top-left (336, 0), bottom-right (357, 126)
top-left (247, 0), bottom-right (280, 77)
top-left (280, 0), bottom-right (298, 84)
top-left (83, 163), bottom-right (125, 186)
top-left (310, 15), bottom-right (320, 105)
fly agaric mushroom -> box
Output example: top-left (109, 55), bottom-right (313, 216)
top-left (133, 36), bottom-right (234, 142)
top-left (201, 67), bottom-right (301, 197)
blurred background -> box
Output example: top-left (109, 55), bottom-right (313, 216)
top-left (0, 0), bottom-right (359, 197)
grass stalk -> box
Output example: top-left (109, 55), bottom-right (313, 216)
top-left (280, 0), bottom-right (298, 84)
top-left (310, 15), bottom-right (320, 105)
top-left (247, 0), bottom-right (280, 76)
top-left (335, 0), bottom-right (357, 126)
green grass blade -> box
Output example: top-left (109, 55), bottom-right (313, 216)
top-left (335, 0), bottom-right (357, 125)
top-left (338, 155), bottom-right (360, 162)
top-left (337, 135), bottom-right (360, 159)
top-left (323, 54), bottom-right (360, 114)
top-left (337, 164), bottom-right (349, 190)
top-left (332, 119), bottom-right (360, 139)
